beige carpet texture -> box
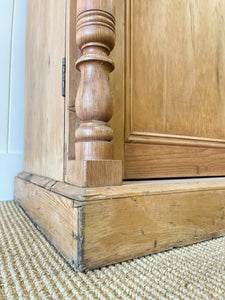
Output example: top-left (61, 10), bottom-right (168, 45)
top-left (0, 201), bottom-right (225, 300)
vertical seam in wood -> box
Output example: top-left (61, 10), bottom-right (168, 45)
top-left (63, 0), bottom-right (68, 181)
top-left (77, 205), bottom-right (84, 271)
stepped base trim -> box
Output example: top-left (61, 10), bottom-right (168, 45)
top-left (14, 172), bottom-right (225, 270)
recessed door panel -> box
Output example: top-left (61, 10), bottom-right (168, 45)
top-left (125, 0), bottom-right (225, 179)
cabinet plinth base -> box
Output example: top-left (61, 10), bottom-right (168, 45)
top-left (14, 172), bottom-right (225, 271)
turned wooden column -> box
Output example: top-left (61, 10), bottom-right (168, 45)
top-left (66, 0), bottom-right (122, 187)
top-left (75, 1), bottom-right (115, 160)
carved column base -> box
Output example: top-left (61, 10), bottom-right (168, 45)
top-left (75, 141), bottom-right (113, 160)
top-left (65, 160), bottom-right (122, 187)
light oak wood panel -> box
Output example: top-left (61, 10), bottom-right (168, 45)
top-left (14, 177), bottom-right (79, 264)
top-left (82, 188), bottom-right (225, 269)
top-left (23, 0), bottom-right (66, 181)
top-left (125, 143), bottom-right (225, 179)
top-left (126, 0), bottom-right (225, 141)
top-left (124, 0), bottom-right (225, 179)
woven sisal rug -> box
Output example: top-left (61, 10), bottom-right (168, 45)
top-left (0, 200), bottom-right (225, 299)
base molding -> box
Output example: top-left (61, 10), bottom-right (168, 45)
top-left (14, 172), bottom-right (225, 270)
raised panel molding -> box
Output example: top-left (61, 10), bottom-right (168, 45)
top-left (125, 0), bottom-right (225, 148)
top-left (128, 131), bottom-right (225, 149)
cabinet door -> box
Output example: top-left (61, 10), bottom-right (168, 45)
top-left (23, 0), bottom-right (66, 181)
top-left (124, 0), bottom-right (225, 179)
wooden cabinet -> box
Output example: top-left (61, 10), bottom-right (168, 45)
top-left (15, 0), bottom-right (225, 270)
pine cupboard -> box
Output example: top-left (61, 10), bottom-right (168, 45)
top-left (14, 0), bottom-right (225, 270)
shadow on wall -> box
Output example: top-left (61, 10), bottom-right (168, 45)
top-left (0, 0), bottom-right (27, 200)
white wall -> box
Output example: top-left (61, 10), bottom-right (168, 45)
top-left (0, 0), bottom-right (27, 200)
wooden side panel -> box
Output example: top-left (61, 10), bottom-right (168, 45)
top-left (23, 0), bottom-right (66, 181)
top-left (82, 187), bottom-right (225, 269)
top-left (14, 177), bottom-right (78, 264)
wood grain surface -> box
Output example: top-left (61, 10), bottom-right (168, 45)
top-left (14, 176), bottom-right (79, 264)
top-left (125, 143), bottom-right (225, 179)
top-left (65, 160), bottom-right (122, 187)
top-left (23, 0), bottom-right (66, 181)
top-left (65, 0), bottom-right (81, 161)
top-left (126, 0), bottom-right (225, 139)
top-left (14, 173), bottom-right (225, 270)
top-left (67, 0), bottom-right (125, 166)
top-left (124, 0), bottom-right (225, 179)
top-left (82, 187), bottom-right (225, 269)
top-left (74, 0), bottom-right (115, 161)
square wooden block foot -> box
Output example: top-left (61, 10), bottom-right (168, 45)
top-left (14, 172), bottom-right (225, 271)
top-left (65, 160), bottom-right (122, 187)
